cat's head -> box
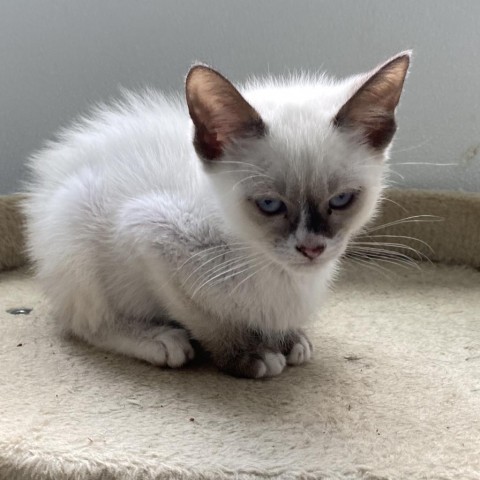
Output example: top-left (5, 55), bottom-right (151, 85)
top-left (185, 52), bottom-right (410, 272)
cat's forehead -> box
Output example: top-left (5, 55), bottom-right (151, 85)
top-left (261, 100), bottom-right (337, 140)
top-left (268, 124), bottom-right (358, 177)
top-left (243, 76), bottom-right (353, 119)
top-left (280, 162), bottom-right (341, 202)
top-left (249, 121), bottom-right (381, 202)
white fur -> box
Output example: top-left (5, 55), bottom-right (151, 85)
top-left (257, 352), bottom-right (287, 378)
top-left (24, 68), bottom-right (395, 369)
top-left (286, 334), bottom-right (312, 366)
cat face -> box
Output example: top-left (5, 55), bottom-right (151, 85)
top-left (186, 53), bottom-right (410, 272)
top-left (203, 129), bottom-right (385, 271)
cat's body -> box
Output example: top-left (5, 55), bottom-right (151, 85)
top-left (24, 53), bottom-right (410, 377)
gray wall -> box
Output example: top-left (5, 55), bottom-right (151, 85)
top-left (1, 0), bottom-right (479, 194)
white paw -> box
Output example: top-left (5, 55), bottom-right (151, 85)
top-left (255, 352), bottom-right (287, 378)
top-left (286, 334), bottom-right (312, 366)
top-left (143, 327), bottom-right (195, 368)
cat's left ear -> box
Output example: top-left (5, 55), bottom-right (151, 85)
top-left (185, 65), bottom-right (266, 161)
top-left (334, 51), bottom-right (411, 150)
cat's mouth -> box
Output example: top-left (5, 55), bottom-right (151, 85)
top-left (290, 253), bottom-right (333, 270)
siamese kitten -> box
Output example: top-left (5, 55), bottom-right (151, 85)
top-left (24, 52), bottom-right (410, 378)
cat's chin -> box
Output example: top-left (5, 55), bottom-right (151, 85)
top-left (285, 256), bottom-right (336, 274)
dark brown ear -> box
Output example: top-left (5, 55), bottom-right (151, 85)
top-left (334, 51), bottom-right (411, 150)
top-left (185, 65), bottom-right (266, 160)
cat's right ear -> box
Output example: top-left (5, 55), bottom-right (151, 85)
top-left (185, 65), bottom-right (266, 161)
top-left (334, 51), bottom-right (411, 151)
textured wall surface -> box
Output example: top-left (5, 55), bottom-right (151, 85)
top-left (1, 0), bottom-right (479, 194)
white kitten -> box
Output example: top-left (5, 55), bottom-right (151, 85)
top-left (24, 52), bottom-right (410, 378)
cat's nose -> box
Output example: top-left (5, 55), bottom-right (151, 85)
top-left (296, 244), bottom-right (325, 260)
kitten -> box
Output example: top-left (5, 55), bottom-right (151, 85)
top-left (24, 52), bottom-right (410, 378)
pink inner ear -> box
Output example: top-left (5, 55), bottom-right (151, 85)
top-left (334, 54), bottom-right (410, 150)
top-left (195, 125), bottom-right (223, 160)
top-left (186, 65), bottom-right (265, 160)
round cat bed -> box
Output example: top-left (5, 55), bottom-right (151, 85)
top-left (1, 189), bottom-right (479, 479)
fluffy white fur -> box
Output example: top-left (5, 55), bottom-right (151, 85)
top-left (24, 53), bottom-right (410, 378)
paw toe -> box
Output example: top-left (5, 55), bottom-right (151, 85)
top-left (163, 329), bottom-right (195, 368)
top-left (252, 352), bottom-right (286, 378)
top-left (263, 351), bottom-right (287, 376)
top-left (286, 335), bottom-right (312, 366)
top-left (148, 327), bottom-right (195, 368)
top-left (253, 360), bottom-right (268, 379)
top-left (224, 350), bottom-right (286, 379)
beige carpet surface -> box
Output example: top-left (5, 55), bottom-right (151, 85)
top-left (1, 262), bottom-right (480, 479)
top-left (0, 194), bottom-right (27, 272)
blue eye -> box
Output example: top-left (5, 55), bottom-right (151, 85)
top-left (329, 192), bottom-right (355, 209)
top-left (256, 198), bottom-right (286, 215)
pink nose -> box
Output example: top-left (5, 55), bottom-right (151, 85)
top-left (296, 244), bottom-right (325, 260)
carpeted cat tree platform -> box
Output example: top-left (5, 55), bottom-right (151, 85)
top-left (1, 190), bottom-right (479, 480)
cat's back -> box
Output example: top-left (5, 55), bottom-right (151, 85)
top-left (27, 89), bottom-right (197, 198)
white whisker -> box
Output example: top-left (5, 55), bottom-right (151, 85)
top-left (347, 248), bottom-right (420, 270)
top-left (191, 256), bottom-right (266, 298)
top-left (348, 244), bottom-right (422, 263)
top-left (213, 160), bottom-right (263, 171)
top-left (345, 254), bottom-right (396, 280)
top-left (229, 260), bottom-right (273, 295)
top-left (210, 257), bottom-right (271, 290)
top-left (389, 138), bottom-right (432, 155)
top-left (349, 241), bottom-right (431, 261)
top-left (380, 196), bottom-right (408, 213)
top-left (232, 173), bottom-right (273, 191)
top-left (181, 246), bottom-right (259, 288)
top-left (357, 234), bottom-right (433, 252)
top-left (174, 242), bottom-right (251, 274)
top-left (367, 215), bottom-right (443, 233)
top-left (393, 161), bottom-right (457, 167)
top-left (388, 170), bottom-right (405, 181)
top-left (188, 251), bottom-right (263, 291)
top-left (212, 169), bottom-right (265, 177)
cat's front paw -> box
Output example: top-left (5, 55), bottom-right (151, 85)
top-left (281, 330), bottom-right (313, 366)
top-left (255, 351), bottom-right (287, 378)
top-left (217, 349), bottom-right (287, 379)
top-left (142, 326), bottom-right (195, 368)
